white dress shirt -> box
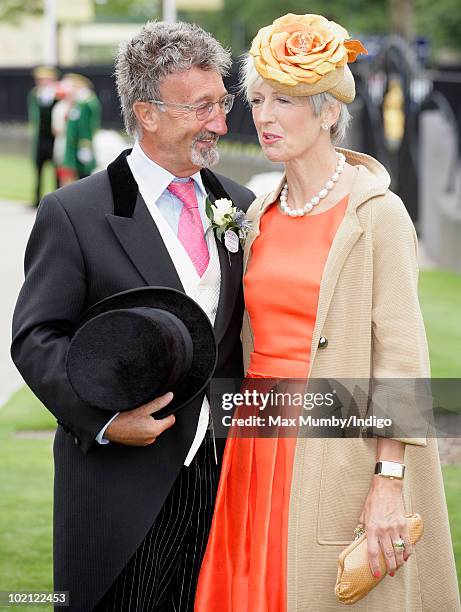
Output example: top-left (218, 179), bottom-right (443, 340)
top-left (96, 141), bottom-right (220, 465)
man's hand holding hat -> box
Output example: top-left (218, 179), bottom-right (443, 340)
top-left (105, 391), bottom-right (175, 446)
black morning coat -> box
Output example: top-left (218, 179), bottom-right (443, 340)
top-left (11, 150), bottom-right (254, 611)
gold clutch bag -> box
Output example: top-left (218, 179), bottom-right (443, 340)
top-left (335, 513), bottom-right (423, 605)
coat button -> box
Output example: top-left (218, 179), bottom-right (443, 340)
top-left (318, 336), bottom-right (328, 349)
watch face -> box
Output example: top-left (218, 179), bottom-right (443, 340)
top-left (380, 461), bottom-right (404, 478)
top-left (388, 463), bottom-right (402, 477)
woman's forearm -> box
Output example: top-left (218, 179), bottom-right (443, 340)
top-left (361, 437), bottom-right (411, 576)
top-left (376, 437), bottom-right (405, 463)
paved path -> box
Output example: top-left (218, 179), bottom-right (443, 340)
top-left (0, 200), bottom-right (36, 405)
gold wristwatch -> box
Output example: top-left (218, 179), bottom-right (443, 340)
top-left (374, 460), bottom-right (405, 480)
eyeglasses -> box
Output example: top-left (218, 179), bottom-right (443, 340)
top-left (148, 93), bottom-right (235, 121)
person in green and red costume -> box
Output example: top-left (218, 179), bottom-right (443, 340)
top-left (59, 73), bottom-right (102, 186)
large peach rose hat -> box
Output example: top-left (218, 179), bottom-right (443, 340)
top-left (249, 13), bottom-right (368, 103)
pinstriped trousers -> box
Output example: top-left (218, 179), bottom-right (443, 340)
top-left (93, 432), bottom-right (218, 612)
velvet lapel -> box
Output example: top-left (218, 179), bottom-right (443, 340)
top-left (105, 149), bottom-right (183, 291)
top-left (201, 169), bottom-right (243, 345)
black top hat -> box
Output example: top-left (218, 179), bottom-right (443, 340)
top-left (66, 287), bottom-right (217, 418)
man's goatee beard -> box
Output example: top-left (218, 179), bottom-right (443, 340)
top-left (191, 145), bottom-right (220, 168)
top-left (191, 131), bottom-right (220, 168)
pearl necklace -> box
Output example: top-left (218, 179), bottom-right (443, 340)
top-left (279, 152), bottom-right (346, 217)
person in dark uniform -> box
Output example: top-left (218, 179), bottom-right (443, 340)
top-left (28, 66), bottom-right (59, 206)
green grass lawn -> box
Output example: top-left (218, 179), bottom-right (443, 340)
top-left (0, 153), bottom-right (55, 205)
top-left (419, 269), bottom-right (461, 378)
top-left (444, 464), bottom-right (461, 585)
top-left (0, 390), bottom-right (54, 611)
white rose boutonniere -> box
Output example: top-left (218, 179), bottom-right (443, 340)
top-left (205, 197), bottom-right (251, 254)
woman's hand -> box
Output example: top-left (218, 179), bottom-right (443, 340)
top-left (359, 475), bottom-right (412, 579)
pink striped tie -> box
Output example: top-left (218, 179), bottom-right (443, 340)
top-left (167, 179), bottom-right (210, 277)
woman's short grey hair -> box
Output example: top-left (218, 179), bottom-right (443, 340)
top-left (240, 55), bottom-right (351, 145)
top-left (115, 21), bottom-right (232, 137)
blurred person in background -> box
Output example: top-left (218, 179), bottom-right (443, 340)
top-left (28, 66), bottom-right (59, 206)
top-left (56, 73), bottom-right (102, 185)
top-left (196, 13), bottom-right (460, 612)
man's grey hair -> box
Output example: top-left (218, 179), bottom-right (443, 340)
top-left (240, 55), bottom-right (351, 145)
top-left (115, 21), bottom-right (232, 137)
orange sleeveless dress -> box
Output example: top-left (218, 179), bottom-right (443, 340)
top-left (195, 196), bottom-right (348, 612)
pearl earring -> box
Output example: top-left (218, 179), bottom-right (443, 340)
top-left (321, 123), bottom-right (329, 131)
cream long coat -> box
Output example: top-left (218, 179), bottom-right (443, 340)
top-left (241, 149), bottom-right (460, 611)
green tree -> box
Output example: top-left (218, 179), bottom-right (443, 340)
top-left (94, 0), bottom-right (158, 21)
top-left (0, 0), bottom-right (41, 21)
top-left (415, 0), bottom-right (461, 51)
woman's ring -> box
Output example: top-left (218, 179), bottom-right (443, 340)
top-left (392, 538), bottom-right (406, 551)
